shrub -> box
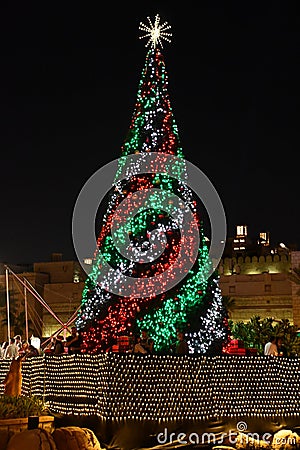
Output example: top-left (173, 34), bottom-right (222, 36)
top-left (0, 395), bottom-right (48, 419)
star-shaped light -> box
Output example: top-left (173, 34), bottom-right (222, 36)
top-left (139, 14), bottom-right (172, 49)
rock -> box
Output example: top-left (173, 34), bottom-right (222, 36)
top-left (0, 430), bottom-right (13, 450)
top-left (235, 432), bottom-right (270, 449)
top-left (52, 426), bottom-right (104, 450)
top-left (272, 429), bottom-right (300, 449)
top-left (6, 428), bottom-right (57, 450)
top-left (212, 446), bottom-right (236, 449)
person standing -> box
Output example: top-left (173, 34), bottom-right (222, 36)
top-left (50, 335), bottom-right (65, 355)
top-left (18, 341), bottom-right (29, 358)
top-left (24, 344), bottom-right (39, 359)
top-left (264, 335), bottom-right (278, 356)
top-left (276, 337), bottom-right (288, 357)
top-left (14, 335), bottom-right (22, 352)
top-left (4, 338), bottom-right (19, 359)
top-left (175, 331), bottom-right (189, 355)
top-left (134, 329), bottom-right (154, 354)
top-left (133, 336), bottom-right (147, 354)
top-left (140, 329), bottom-right (154, 353)
top-left (65, 327), bottom-right (82, 355)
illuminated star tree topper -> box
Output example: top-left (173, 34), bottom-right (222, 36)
top-left (139, 14), bottom-right (172, 48)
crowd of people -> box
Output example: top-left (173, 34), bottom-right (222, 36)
top-left (0, 335), bottom-right (39, 360)
top-left (1, 329), bottom-right (289, 358)
top-left (132, 330), bottom-right (291, 357)
top-left (0, 326), bottom-right (83, 359)
top-left (43, 326), bottom-right (82, 355)
top-left (0, 327), bottom-right (189, 360)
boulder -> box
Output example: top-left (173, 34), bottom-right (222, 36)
top-left (6, 428), bottom-right (57, 450)
top-left (0, 430), bottom-right (13, 450)
top-left (272, 429), bottom-right (300, 449)
top-left (235, 432), bottom-right (270, 449)
top-left (52, 426), bottom-right (103, 450)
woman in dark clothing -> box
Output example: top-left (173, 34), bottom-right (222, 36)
top-left (175, 331), bottom-right (189, 355)
top-left (276, 337), bottom-right (288, 357)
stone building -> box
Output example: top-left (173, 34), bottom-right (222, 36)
top-left (33, 253), bottom-right (86, 337)
top-left (0, 254), bottom-right (86, 343)
top-left (219, 251), bottom-right (300, 326)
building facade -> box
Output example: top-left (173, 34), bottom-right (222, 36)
top-left (33, 255), bottom-right (86, 337)
top-left (0, 255), bottom-right (86, 343)
top-left (219, 252), bottom-right (299, 326)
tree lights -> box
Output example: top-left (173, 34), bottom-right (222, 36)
top-left (75, 16), bottom-right (229, 355)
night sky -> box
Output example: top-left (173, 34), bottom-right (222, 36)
top-left (0, 2), bottom-right (299, 264)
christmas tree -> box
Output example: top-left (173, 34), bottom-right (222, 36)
top-left (75, 15), bottom-right (229, 355)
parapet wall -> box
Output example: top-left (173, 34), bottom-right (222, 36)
top-left (219, 254), bottom-right (291, 276)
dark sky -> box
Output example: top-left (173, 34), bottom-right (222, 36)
top-left (0, 2), bottom-right (299, 264)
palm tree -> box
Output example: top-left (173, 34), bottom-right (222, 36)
top-left (248, 315), bottom-right (274, 353)
top-left (228, 320), bottom-right (251, 347)
top-left (273, 318), bottom-right (300, 357)
top-left (229, 315), bottom-right (300, 357)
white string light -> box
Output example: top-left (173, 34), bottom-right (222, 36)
top-left (2, 355), bottom-right (299, 420)
top-left (139, 14), bottom-right (172, 48)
